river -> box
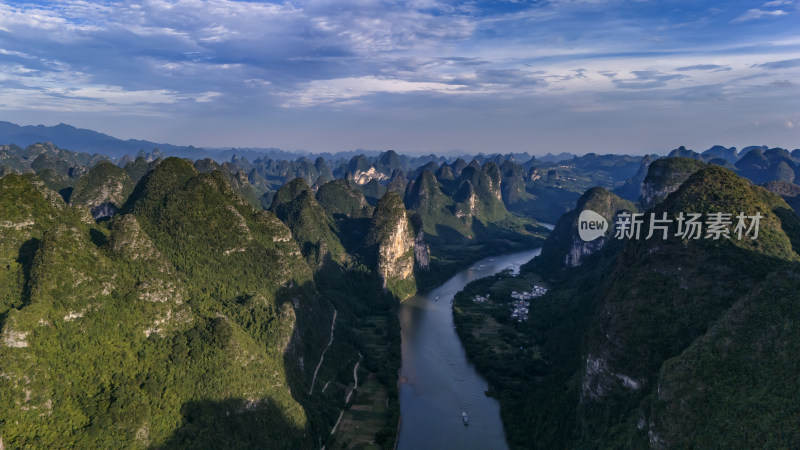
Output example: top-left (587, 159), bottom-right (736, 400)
top-left (397, 247), bottom-right (543, 450)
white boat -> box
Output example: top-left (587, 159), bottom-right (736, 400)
top-left (462, 411), bottom-right (469, 425)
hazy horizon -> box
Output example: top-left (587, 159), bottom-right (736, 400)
top-left (3, 119), bottom-right (795, 158)
top-left (1, 1), bottom-right (798, 154)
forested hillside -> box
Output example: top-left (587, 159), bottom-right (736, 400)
top-left (0, 156), bottom-right (404, 449)
top-left (455, 162), bottom-right (800, 448)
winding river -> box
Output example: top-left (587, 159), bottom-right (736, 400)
top-left (397, 247), bottom-right (543, 450)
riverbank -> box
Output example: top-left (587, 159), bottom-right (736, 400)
top-left (452, 266), bottom-right (550, 449)
top-left (326, 245), bottom-right (549, 449)
top-left (415, 220), bottom-right (551, 293)
top-left (397, 248), bottom-right (542, 450)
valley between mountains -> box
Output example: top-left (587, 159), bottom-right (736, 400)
top-left (2, 135), bottom-right (800, 448)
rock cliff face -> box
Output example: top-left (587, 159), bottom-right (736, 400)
top-left (564, 235), bottom-right (608, 268)
top-left (456, 163), bottom-right (507, 221)
top-left (532, 187), bottom-right (637, 273)
top-left (410, 213), bottom-right (430, 270)
top-left (90, 203), bottom-right (119, 220)
top-left (453, 181), bottom-right (478, 219)
top-left (69, 160), bottom-right (133, 219)
top-left (483, 161), bottom-right (503, 202)
top-left (640, 157), bottom-right (706, 209)
top-left (378, 217), bottom-right (415, 283)
top-left (352, 167), bottom-right (389, 185)
top-left (387, 170), bottom-right (407, 194)
top-left (366, 192), bottom-right (420, 299)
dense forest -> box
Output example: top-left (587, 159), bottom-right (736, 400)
top-left (3, 138), bottom-right (800, 448)
top-left (454, 163), bottom-right (800, 448)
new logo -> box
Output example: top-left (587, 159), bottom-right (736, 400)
top-left (577, 210), bottom-right (608, 242)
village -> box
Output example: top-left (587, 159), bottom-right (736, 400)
top-left (472, 285), bottom-right (548, 322)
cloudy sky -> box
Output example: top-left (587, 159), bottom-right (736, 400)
top-left (0, 0), bottom-right (798, 155)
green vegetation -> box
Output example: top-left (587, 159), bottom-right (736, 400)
top-left (70, 160), bottom-right (134, 212)
top-left (328, 312), bottom-right (400, 450)
top-left (270, 177), bottom-right (347, 266)
top-left (358, 178), bottom-right (387, 206)
top-left (415, 224), bottom-right (545, 292)
top-left (455, 164), bottom-right (800, 448)
top-left (333, 373), bottom-right (392, 450)
top-left (313, 266), bottom-right (402, 449)
top-left (640, 157), bottom-right (707, 208)
top-left (123, 156), bottom-right (157, 185)
top-left (222, 164), bottom-right (264, 210)
top-left (31, 167), bottom-right (74, 202)
top-left (0, 174), bottom-right (62, 330)
top-left (406, 164), bottom-right (522, 240)
top-left (642, 157), bottom-right (707, 191)
top-left (12, 142), bottom-right (800, 449)
top-left (404, 167), bottom-right (548, 289)
top-left (0, 142), bottom-right (114, 202)
top-left (0, 158), bottom-right (403, 449)
top-left (317, 177), bottom-right (374, 219)
top-left (366, 192), bottom-right (417, 300)
top-left (453, 272), bottom-right (548, 392)
top-left (0, 159), bottom-right (319, 448)
top-left (384, 269), bottom-right (417, 301)
top-left (529, 187), bottom-right (636, 276)
top-left (365, 192), bottom-right (409, 247)
top-left (517, 153), bottom-right (643, 223)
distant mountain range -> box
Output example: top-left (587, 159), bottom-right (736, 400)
top-left (0, 121), bottom-right (386, 162)
top-left (0, 121), bottom-right (576, 162)
top-left (3, 126), bottom-right (800, 447)
top-left (0, 121), bottom-right (198, 158)
top-left (2, 121), bottom-right (797, 166)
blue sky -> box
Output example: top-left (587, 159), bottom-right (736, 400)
top-left (0, 0), bottom-right (798, 154)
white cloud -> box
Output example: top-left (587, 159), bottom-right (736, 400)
top-left (0, 0), bottom-right (799, 152)
top-left (0, 61), bottom-right (219, 113)
top-left (731, 8), bottom-right (788, 23)
top-left (0, 48), bottom-right (33, 58)
top-left (280, 76), bottom-right (466, 107)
